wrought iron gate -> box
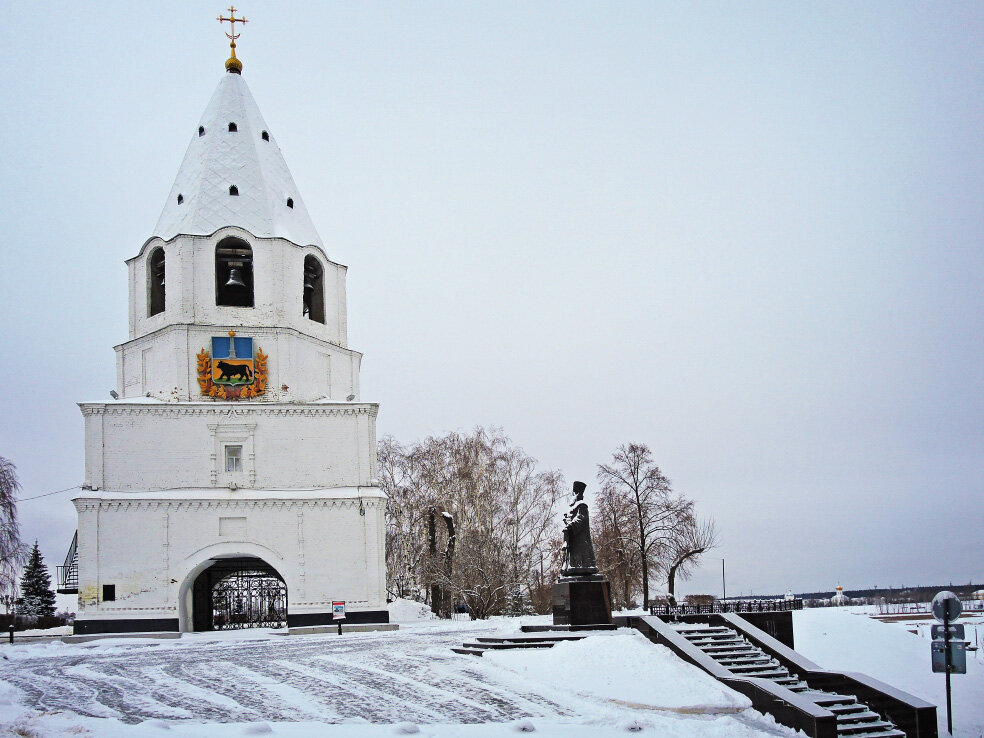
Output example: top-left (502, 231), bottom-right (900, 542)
top-left (211, 568), bottom-right (288, 630)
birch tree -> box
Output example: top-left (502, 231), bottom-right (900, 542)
top-left (379, 428), bottom-right (564, 617)
top-left (0, 457), bottom-right (26, 597)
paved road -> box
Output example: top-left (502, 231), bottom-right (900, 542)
top-left (0, 625), bottom-right (572, 725)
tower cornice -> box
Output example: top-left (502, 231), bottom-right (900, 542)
top-left (78, 402), bottom-right (378, 419)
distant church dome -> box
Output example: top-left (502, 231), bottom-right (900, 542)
top-left (830, 583), bottom-right (850, 606)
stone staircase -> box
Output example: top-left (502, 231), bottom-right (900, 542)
top-left (452, 633), bottom-right (587, 657)
top-left (672, 623), bottom-right (904, 738)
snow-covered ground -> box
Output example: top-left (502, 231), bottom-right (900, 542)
top-left (0, 611), bottom-right (798, 738)
top-left (482, 633), bottom-right (750, 713)
top-left (4, 604), bottom-right (977, 738)
top-left (794, 606), bottom-right (984, 738)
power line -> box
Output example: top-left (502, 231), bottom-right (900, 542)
top-left (16, 485), bottom-right (81, 502)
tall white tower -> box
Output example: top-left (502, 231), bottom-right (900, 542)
top-left (68, 24), bottom-right (388, 634)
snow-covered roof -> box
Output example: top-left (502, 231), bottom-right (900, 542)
top-left (153, 71), bottom-right (323, 247)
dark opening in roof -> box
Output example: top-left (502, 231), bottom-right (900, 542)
top-left (229, 185), bottom-right (239, 196)
top-left (286, 198), bottom-right (294, 209)
top-left (199, 126), bottom-right (205, 136)
top-left (177, 194), bottom-right (184, 204)
top-left (228, 122), bottom-right (238, 132)
top-left (261, 131), bottom-right (269, 141)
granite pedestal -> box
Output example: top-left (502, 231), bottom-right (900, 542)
top-left (552, 575), bottom-right (613, 626)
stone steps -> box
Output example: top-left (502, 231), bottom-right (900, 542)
top-left (669, 623), bottom-right (905, 738)
top-left (453, 633), bottom-right (587, 657)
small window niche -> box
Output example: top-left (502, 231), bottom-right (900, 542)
top-left (176, 193), bottom-right (184, 204)
top-left (102, 584), bottom-right (116, 602)
top-left (198, 126), bottom-right (205, 137)
top-left (225, 444), bottom-right (243, 472)
top-left (148, 247), bottom-right (165, 316)
top-left (303, 255), bottom-right (325, 324)
top-left (215, 237), bottom-right (254, 307)
top-left (228, 122), bottom-right (238, 132)
top-left (229, 185), bottom-right (239, 196)
top-left (261, 130), bottom-right (269, 141)
top-left (286, 197), bottom-right (294, 209)
top-left (219, 516), bottom-right (246, 536)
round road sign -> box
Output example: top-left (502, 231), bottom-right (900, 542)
top-left (932, 591), bottom-right (962, 623)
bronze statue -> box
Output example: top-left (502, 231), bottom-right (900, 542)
top-left (561, 481), bottom-right (599, 577)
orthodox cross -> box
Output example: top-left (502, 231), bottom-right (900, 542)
top-left (217, 6), bottom-right (248, 70)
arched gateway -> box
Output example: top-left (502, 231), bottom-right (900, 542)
top-left (192, 557), bottom-right (287, 631)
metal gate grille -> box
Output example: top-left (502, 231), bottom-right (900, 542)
top-left (211, 569), bottom-right (288, 630)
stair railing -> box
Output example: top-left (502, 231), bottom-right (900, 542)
top-left (56, 531), bottom-right (78, 592)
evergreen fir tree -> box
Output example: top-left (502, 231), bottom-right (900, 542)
top-left (19, 541), bottom-right (56, 617)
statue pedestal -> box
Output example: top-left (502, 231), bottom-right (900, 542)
top-left (552, 576), bottom-right (612, 626)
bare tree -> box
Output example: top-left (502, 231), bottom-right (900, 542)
top-left (597, 444), bottom-right (692, 608)
top-left (0, 457), bottom-right (27, 596)
top-left (379, 428), bottom-right (564, 617)
top-left (379, 437), bottom-right (432, 600)
top-left (592, 483), bottom-right (641, 609)
top-left (665, 516), bottom-right (718, 604)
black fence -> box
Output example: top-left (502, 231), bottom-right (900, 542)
top-left (650, 598), bottom-right (804, 616)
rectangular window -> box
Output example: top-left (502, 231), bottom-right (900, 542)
top-left (103, 584), bottom-right (116, 602)
top-left (225, 445), bottom-right (243, 472)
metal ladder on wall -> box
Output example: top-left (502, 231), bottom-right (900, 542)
top-left (672, 623), bottom-right (904, 738)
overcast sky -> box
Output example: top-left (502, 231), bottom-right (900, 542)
top-left (1, 2), bottom-right (981, 601)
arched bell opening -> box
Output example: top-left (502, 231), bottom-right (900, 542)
top-left (191, 556), bottom-right (287, 631)
top-left (148, 247), bottom-right (166, 316)
top-left (215, 237), bottom-right (254, 307)
top-left (303, 254), bottom-right (325, 324)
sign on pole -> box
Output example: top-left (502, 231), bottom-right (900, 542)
top-left (930, 590), bottom-right (966, 735)
top-left (931, 591), bottom-right (962, 623)
top-left (931, 623), bottom-right (964, 641)
top-left (932, 640), bottom-right (968, 674)
top-left (332, 601), bottom-right (346, 620)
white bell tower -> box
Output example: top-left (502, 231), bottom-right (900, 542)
top-left (69, 19), bottom-right (388, 634)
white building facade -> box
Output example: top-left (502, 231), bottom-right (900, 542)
top-left (69, 54), bottom-right (388, 634)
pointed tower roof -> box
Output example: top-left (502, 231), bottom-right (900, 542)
top-left (153, 72), bottom-right (323, 247)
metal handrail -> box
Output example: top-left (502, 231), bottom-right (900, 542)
top-left (62, 530), bottom-right (77, 570)
top-left (57, 531), bottom-right (78, 591)
top-left (650, 598), bottom-right (803, 616)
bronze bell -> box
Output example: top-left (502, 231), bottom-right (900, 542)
top-left (304, 267), bottom-right (317, 293)
top-left (226, 267), bottom-right (246, 289)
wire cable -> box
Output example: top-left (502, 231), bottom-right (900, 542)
top-left (16, 485), bottom-right (82, 502)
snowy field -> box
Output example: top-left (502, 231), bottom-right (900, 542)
top-left (794, 606), bottom-right (984, 738)
top-left (1, 605), bottom-right (980, 738)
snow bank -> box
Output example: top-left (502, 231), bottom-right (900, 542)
top-left (794, 607), bottom-right (984, 738)
top-left (15, 624), bottom-right (73, 636)
top-left (387, 598), bottom-right (437, 623)
top-left (483, 631), bottom-right (751, 712)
